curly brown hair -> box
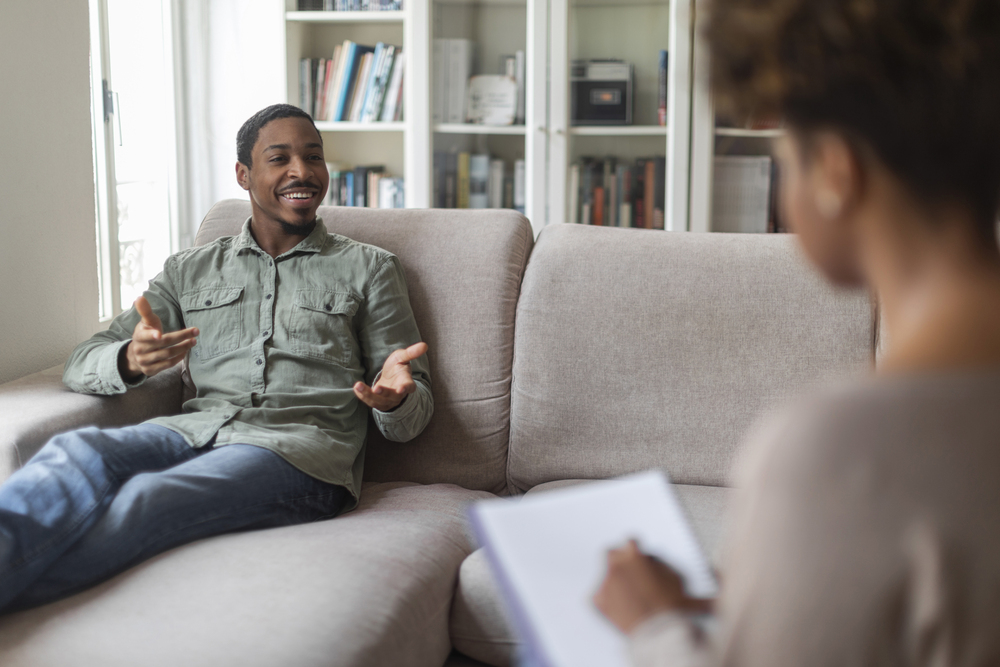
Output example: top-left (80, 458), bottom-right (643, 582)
top-left (707, 0), bottom-right (1000, 240)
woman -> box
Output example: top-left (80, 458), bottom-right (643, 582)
top-left (594, 0), bottom-right (1000, 665)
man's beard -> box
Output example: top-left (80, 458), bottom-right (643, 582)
top-left (277, 218), bottom-right (317, 236)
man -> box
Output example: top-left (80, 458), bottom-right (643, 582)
top-left (0, 104), bottom-right (432, 613)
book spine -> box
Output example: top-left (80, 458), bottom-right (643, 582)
top-left (513, 159), bottom-right (525, 214)
top-left (514, 50), bottom-right (525, 125)
top-left (658, 50), bottom-right (668, 127)
top-left (380, 51), bottom-right (405, 122)
top-left (457, 152), bottom-right (471, 208)
top-left (433, 151), bottom-right (446, 208)
top-left (333, 42), bottom-right (357, 121)
top-left (360, 43), bottom-right (386, 122)
top-left (432, 40), bottom-right (447, 123)
top-left (644, 159), bottom-right (655, 229)
top-left (488, 158), bottom-right (505, 208)
top-left (593, 186), bottom-right (605, 226)
top-left (445, 152), bottom-right (457, 208)
top-left (468, 154), bottom-right (490, 209)
top-left (448, 40), bottom-right (472, 123)
top-left (653, 157), bottom-right (666, 230)
top-left (568, 163), bottom-right (579, 223)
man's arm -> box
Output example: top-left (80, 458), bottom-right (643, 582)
top-left (63, 265), bottom-right (195, 395)
top-left (352, 255), bottom-right (433, 442)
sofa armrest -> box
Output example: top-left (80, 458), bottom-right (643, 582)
top-left (0, 364), bottom-right (185, 482)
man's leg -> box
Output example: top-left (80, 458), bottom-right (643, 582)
top-left (8, 443), bottom-right (349, 612)
top-left (0, 424), bottom-right (198, 610)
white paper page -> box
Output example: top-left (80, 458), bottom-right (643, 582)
top-left (471, 471), bottom-right (717, 667)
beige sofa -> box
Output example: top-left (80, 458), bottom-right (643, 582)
top-left (0, 201), bottom-right (873, 666)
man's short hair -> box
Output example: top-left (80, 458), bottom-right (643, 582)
top-left (236, 104), bottom-right (321, 169)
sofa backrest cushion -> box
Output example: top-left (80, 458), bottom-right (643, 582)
top-left (507, 225), bottom-right (873, 492)
top-left (197, 200), bottom-right (533, 494)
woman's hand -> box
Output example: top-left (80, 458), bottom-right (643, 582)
top-left (593, 539), bottom-right (714, 634)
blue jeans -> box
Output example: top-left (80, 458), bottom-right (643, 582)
top-left (0, 424), bottom-right (349, 613)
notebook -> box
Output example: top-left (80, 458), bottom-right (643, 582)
top-left (469, 471), bottom-right (717, 667)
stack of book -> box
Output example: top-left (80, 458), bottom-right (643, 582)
top-left (568, 157), bottom-right (665, 228)
top-left (711, 156), bottom-right (781, 233)
top-left (297, 0), bottom-right (402, 10)
top-left (432, 151), bottom-right (525, 213)
top-left (432, 40), bottom-right (526, 125)
top-left (325, 163), bottom-right (404, 209)
top-left (300, 41), bottom-right (405, 123)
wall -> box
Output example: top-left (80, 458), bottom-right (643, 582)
top-left (0, 0), bottom-right (102, 385)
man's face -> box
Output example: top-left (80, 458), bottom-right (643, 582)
top-left (236, 116), bottom-right (330, 232)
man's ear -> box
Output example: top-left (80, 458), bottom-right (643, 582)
top-left (236, 162), bottom-right (250, 191)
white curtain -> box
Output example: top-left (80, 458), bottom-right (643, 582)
top-left (173, 0), bottom-right (286, 248)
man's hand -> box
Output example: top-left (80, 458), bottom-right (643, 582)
top-left (353, 342), bottom-right (428, 412)
top-left (121, 296), bottom-right (199, 381)
top-left (593, 539), bottom-right (714, 635)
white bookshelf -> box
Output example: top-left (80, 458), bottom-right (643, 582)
top-left (282, 0), bottom-right (695, 233)
top-left (689, 0), bottom-right (784, 233)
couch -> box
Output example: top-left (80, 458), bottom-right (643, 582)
top-left (0, 200), bottom-right (873, 666)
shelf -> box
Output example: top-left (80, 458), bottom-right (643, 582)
top-left (434, 123), bottom-right (527, 135)
top-left (570, 125), bottom-right (668, 136)
top-left (314, 121), bottom-right (406, 132)
top-left (286, 10), bottom-right (405, 23)
top-left (714, 127), bottom-right (785, 138)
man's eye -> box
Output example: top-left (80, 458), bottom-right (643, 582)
top-left (269, 156), bottom-right (286, 163)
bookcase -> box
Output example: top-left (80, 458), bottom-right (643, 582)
top-left (282, 0), bottom-right (693, 234)
top-left (688, 0), bottom-right (785, 234)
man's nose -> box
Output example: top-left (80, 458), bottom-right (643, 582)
top-left (287, 155), bottom-right (308, 178)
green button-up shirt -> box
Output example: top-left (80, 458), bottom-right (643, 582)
top-left (62, 218), bottom-right (433, 507)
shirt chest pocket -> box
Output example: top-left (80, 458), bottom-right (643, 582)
top-left (288, 288), bottom-right (360, 366)
top-left (181, 286), bottom-right (244, 361)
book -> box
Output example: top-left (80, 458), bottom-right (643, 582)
top-left (379, 51), bottom-right (405, 122)
top-left (432, 39), bottom-right (448, 123)
top-left (514, 50), bottom-right (526, 125)
top-left (658, 50), bottom-right (668, 127)
top-left (592, 186), bottom-right (605, 226)
top-left (445, 152), bottom-right (457, 208)
top-left (488, 159), bottom-right (505, 208)
top-left (469, 154), bottom-right (490, 208)
top-left (347, 52), bottom-right (375, 122)
top-left (513, 159), bottom-right (525, 214)
top-left (457, 152), bottom-right (470, 208)
top-left (469, 471), bottom-right (718, 667)
top-left (447, 39), bottom-right (474, 123)
top-left (643, 159), bottom-right (655, 229)
top-left (568, 163), bottom-right (580, 223)
top-left (712, 155), bottom-right (773, 233)
top-left (653, 157), bottom-right (666, 229)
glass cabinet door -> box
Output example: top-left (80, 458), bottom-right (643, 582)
top-left (429, 0), bottom-right (546, 231)
top-left (548, 0), bottom-right (692, 231)
top-left (689, 0), bottom-right (784, 234)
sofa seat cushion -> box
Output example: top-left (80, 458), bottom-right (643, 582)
top-left (0, 481), bottom-right (493, 667)
top-left (450, 480), bottom-right (732, 666)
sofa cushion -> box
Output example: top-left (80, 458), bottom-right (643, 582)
top-left (0, 482), bottom-right (494, 667)
top-left (508, 226), bottom-right (873, 492)
top-left (0, 364), bottom-right (184, 483)
top-left (450, 479), bottom-right (732, 666)
top-left (197, 200), bottom-right (534, 495)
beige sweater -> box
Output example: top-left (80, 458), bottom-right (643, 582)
top-left (630, 373), bottom-right (1000, 667)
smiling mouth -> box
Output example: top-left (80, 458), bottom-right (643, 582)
top-left (280, 191), bottom-right (317, 204)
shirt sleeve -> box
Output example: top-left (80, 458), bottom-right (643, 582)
top-left (357, 255), bottom-right (433, 442)
top-left (62, 258), bottom-right (186, 395)
top-left (629, 612), bottom-right (712, 667)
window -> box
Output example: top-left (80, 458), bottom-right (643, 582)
top-left (89, 0), bottom-right (180, 320)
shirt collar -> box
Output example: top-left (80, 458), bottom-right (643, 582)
top-left (233, 216), bottom-right (330, 256)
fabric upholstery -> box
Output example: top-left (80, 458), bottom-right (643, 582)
top-left (508, 226), bottom-right (874, 492)
top-left (0, 482), bottom-right (493, 667)
top-left (450, 479), bottom-right (733, 666)
top-left (198, 201), bottom-right (534, 494)
top-left (0, 364), bottom-right (184, 483)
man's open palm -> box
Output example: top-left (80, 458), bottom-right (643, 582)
top-left (122, 296), bottom-right (199, 380)
top-left (353, 342), bottom-right (428, 412)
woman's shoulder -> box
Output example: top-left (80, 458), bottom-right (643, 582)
top-left (738, 371), bottom-right (1000, 489)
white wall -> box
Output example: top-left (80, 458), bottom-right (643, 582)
top-left (0, 0), bottom-right (102, 385)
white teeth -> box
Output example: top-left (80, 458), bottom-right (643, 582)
top-left (283, 192), bottom-right (312, 199)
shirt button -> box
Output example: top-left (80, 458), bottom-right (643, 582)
top-left (266, 294), bottom-right (272, 299)
top-left (256, 358), bottom-right (263, 366)
top-left (204, 300), bottom-right (212, 306)
top-left (263, 331), bottom-right (270, 337)
top-left (324, 304), bottom-right (332, 311)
